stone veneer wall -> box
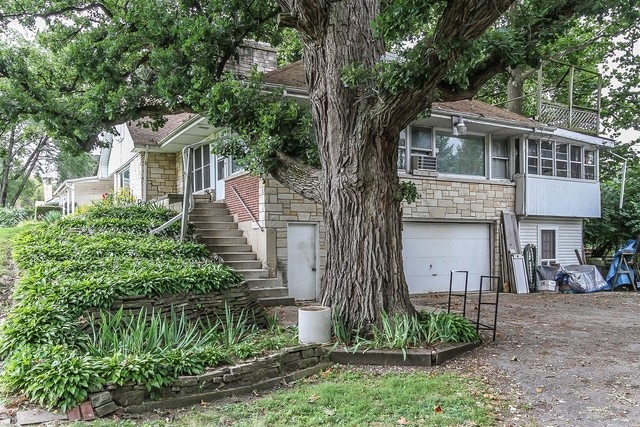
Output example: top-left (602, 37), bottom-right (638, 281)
top-left (176, 152), bottom-right (184, 196)
top-left (99, 344), bottom-right (328, 414)
top-left (262, 177), bottom-right (326, 287)
top-left (83, 283), bottom-right (267, 330)
top-left (400, 175), bottom-right (516, 278)
top-left (145, 152), bottom-right (178, 200)
top-left (259, 174), bottom-right (516, 289)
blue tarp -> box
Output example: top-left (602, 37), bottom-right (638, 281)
top-left (605, 240), bottom-right (637, 289)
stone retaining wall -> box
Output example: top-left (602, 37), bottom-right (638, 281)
top-left (81, 344), bottom-right (329, 417)
top-left (83, 283), bottom-right (267, 329)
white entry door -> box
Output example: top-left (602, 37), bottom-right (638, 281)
top-left (287, 223), bottom-right (318, 300)
top-left (402, 222), bottom-right (491, 293)
top-left (214, 157), bottom-right (227, 200)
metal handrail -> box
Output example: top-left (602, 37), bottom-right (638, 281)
top-left (230, 185), bottom-right (264, 231)
top-left (150, 140), bottom-right (214, 241)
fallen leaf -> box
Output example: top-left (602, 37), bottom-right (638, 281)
top-left (199, 400), bottom-right (210, 408)
top-left (535, 387), bottom-right (544, 393)
top-left (433, 405), bottom-right (443, 413)
top-left (308, 393), bottom-right (320, 403)
top-left (397, 416), bottom-right (409, 425)
top-left (510, 356), bottom-right (519, 361)
top-left (323, 408), bottom-right (336, 416)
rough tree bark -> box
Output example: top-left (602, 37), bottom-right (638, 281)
top-left (277, 0), bottom-right (514, 330)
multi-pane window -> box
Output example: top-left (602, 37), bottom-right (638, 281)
top-left (491, 137), bottom-right (509, 179)
top-left (117, 167), bottom-right (130, 190)
top-left (436, 131), bottom-right (485, 176)
top-left (527, 139), bottom-right (596, 180)
top-left (540, 229), bottom-right (557, 264)
top-left (192, 145), bottom-right (211, 192)
top-left (398, 126), bottom-right (435, 172)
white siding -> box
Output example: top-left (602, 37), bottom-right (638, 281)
top-left (515, 175), bottom-right (601, 218)
top-left (519, 218), bottom-right (583, 266)
top-left (107, 124), bottom-right (136, 176)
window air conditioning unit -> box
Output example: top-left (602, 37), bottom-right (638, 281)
top-left (411, 154), bottom-right (437, 172)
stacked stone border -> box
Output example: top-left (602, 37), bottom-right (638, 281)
top-left (71, 344), bottom-right (330, 418)
top-left (67, 341), bottom-right (481, 419)
top-left (82, 282), bottom-right (267, 331)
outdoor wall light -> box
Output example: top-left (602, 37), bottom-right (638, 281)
top-left (451, 116), bottom-right (467, 136)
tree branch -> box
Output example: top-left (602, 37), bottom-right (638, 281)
top-left (270, 152), bottom-right (322, 203)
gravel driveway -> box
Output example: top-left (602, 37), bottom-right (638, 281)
top-left (414, 292), bottom-right (640, 427)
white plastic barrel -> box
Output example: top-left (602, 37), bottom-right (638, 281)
top-left (298, 306), bottom-right (332, 344)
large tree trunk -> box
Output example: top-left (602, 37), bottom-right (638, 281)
top-left (299, 2), bottom-right (414, 330)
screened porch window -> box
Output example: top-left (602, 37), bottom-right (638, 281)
top-left (192, 145), bottom-right (211, 192)
top-left (527, 139), bottom-right (596, 180)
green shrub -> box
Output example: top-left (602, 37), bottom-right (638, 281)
top-left (12, 231), bottom-right (210, 268)
top-left (0, 345), bottom-right (104, 411)
top-left (0, 202), bottom-right (267, 411)
top-left (42, 210), bottom-right (62, 224)
top-left (417, 311), bottom-right (480, 344)
top-left (34, 205), bottom-right (61, 221)
top-left (0, 207), bottom-right (30, 227)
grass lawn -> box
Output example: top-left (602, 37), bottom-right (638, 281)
top-left (72, 368), bottom-right (498, 427)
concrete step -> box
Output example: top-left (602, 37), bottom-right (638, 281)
top-left (189, 213), bottom-right (234, 223)
top-left (191, 206), bottom-right (230, 216)
top-left (237, 269), bottom-right (270, 280)
top-left (215, 252), bottom-right (258, 261)
top-left (249, 286), bottom-right (290, 299)
top-left (224, 260), bottom-right (263, 270)
top-left (257, 296), bottom-right (296, 307)
top-left (209, 244), bottom-right (252, 253)
top-left (196, 228), bottom-right (244, 237)
top-left (190, 221), bottom-right (238, 230)
top-left (199, 236), bottom-right (248, 245)
top-left (246, 278), bottom-right (284, 289)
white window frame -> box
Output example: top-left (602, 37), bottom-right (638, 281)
top-left (435, 129), bottom-right (487, 178)
top-left (538, 226), bottom-right (559, 265)
top-left (398, 125), bottom-right (435, 173)
top-left (490, 135), bottom-right (511, 179)
top-left (116, 166), bottom-right (130, 191)
top-left (526, 139), bottom-right (597, 181)
top-left (192, 145), bottom-right (212, 193)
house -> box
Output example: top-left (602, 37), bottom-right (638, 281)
top-left (90, 59), bottom-right (614, 301)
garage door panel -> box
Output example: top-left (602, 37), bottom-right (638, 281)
top-left (402, 222), bottom-right (490, 293)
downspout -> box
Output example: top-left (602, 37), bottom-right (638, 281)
top-left (70, 182), bottom-right (75, 214)
top-left (142, 146), bottom-right (149, 201)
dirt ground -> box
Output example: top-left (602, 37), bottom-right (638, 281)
top-left (417, 291), bottom-right (640, 426)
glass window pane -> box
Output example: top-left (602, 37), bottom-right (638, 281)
top-left (492, 159), bottom-right (507, 178)
top-left (541, 141), bottom-right (553, 159)
top-left (556, 143), bottom-right (568, 160)
top-left (571, 146), bottom-right (582, 162)
top-left (528, 158), bottom-right (538, 174)
top-left (541, 229), bottom-right (556, 260)
top-left (492, 138), bottom-right (508, 157)
top-left (556, 160), bottom-right (568, 177)
top-left (541, 159), bottom-right (553, 176)
top-left (436, 132), bottom-right (485, 176)
top-left (203, 147), bottom-right (211, 165)
top-left (194, 147), bottom-right (203, 169)
top-left (411, 126), bottom-right (432, 151)
top-left (194, 169), bottom-right (203, 192)
top-left (397, 148), bottom-right (406, 170)
top-left (203, 165), bottom-right (211, 188)
top-left (217, 158), bottom-right (226, 181)
top-left (571, 162), bottom-right (582, 178)
top-left (528, 140), bottom-right (539, 156)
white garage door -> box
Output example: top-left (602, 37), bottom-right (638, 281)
top-left (402, 222), bottom-right (491, 293)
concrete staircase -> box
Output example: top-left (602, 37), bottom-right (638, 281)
top-left (189, 195), bottom-right (294, 307)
